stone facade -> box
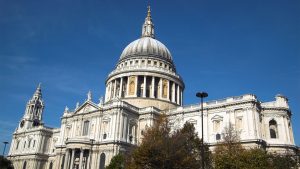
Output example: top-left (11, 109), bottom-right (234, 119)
top-left (8, 6), bottom-right (298, 169)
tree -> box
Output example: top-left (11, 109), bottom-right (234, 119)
top-left (269, 153), bottom-right (298, 169)
top-left (106, 153), bottom-right (125, 169)
top-left (213, 124), bottom-right (298, 169)
top-left (0, 156), bottom-right (14, 169)
top-left (126, 115), bottom-right (211, 169)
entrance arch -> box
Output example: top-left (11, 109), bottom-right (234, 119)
top-left (99, 153), bottom-right (106, 169)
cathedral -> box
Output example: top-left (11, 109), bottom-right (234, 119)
top-left (8, 6), bottom-right (297, 169)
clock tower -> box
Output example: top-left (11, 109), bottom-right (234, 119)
top-left (18, 83), bottom-right (44, 131)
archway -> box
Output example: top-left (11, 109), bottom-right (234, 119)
top-left (22, 161), bottom-right (27, 169)
top-left (99, 153), bottom-right (106, 169)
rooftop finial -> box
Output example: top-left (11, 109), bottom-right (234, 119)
top-left (64, 106), bottom-right (69, 113)
top-left (87, 90), bottom-right (92, 101)
top-left (33, 82), bottom-right (42, 98)
top-left (142, 5), bottom-right (155, 38)
top-left (147, 5), bottom-right (151, 17)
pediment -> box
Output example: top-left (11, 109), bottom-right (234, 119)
top-left (187, 119), bottom-right (197, 124)
top-left (211, 115), bottom-right (223, 121)
top-left (74, 101), bottom-right (100, 114)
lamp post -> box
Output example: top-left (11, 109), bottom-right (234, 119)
top-left (196, 92), bottom-right (208, 169)
top-left (2, 141), bottom-right (9, 156)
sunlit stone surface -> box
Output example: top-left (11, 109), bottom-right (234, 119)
top-left (7, 6), bottom-right (297, 169)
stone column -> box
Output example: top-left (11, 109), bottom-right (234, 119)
top-left (151, 77), bottom-right (155, 98)
top-left (167, 80), bottom-right (170, 100)
top-left (87, 150), bottom-right (91, 169)
top-left (172, 82), bottom-right (175, 103)
top-left (143, 76), bottom-right (147, 97)
top-left (79, 149), bottom-right (84, 169)
top-left (123, 116), bottom-right (128, 141)
top-left (159, 78), bottom-right (163, 99)
top-left (180, 89), bottom-right (183, 105)
top-left (119, 77), bottom-right (123, 98)
top-left (63, 149), bottom-right (70, 169)
top-left (69, 149), bottom-right (75, 169)
top-left (135, 76), bottom-right (138, 97)
top-left (126, 77), bottom-right (130, 97)
top-left (113, 80), bottom-right (117, 98)
top-left (177, 85), bottom-right (180, 105)
top-left (105, 85), bottom-right (109, 102)
top-left (107, 82), bottom-right (111, 100)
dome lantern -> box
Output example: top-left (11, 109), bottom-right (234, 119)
top-left (142, 5), bottom-right (155, 38)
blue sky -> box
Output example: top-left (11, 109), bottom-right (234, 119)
top-left (0, 0), bottom-right (299, 155)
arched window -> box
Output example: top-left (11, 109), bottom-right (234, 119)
top-left (269, 120), bottom-right (278, 139)
top-left (82, 120), bottom-right (90, 136)
top-left (16, 140), bottom-right (20, 150)
top-left (99, 153), bottom-right (106, 169)
top-left (23, 161), bottom-right (27, 169)
top-left (216, 133), bottom-right (221, 141)
top-left (24, 141), bottom-right (26, 149)
top-left (49, 162), bottom-right (53, 169)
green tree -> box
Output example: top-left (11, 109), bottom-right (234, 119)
top-left (106, 153), bottom-right (125, 169)
top-left (269, 153), bottom-right (298, 169)
top-left (213, 124), bottom-right (298, 169)
top-left (126, 115), bottom-right (211, 169)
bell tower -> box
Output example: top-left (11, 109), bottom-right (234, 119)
top-left (18, 83), bottom-right (45, 130)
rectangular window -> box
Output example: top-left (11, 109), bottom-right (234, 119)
top-left (82, 121), bottom-right (90, 136)
top-left (236, 117), bottom-right (243, 130)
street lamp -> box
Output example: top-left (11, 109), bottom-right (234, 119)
top-left (196, 92), bottom-right (208, 169)
top-left (2, 141), bottom-right (9, 156)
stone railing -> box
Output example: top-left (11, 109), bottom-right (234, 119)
top-left (167, 94), bottom-right (257, 114)
top-left (108, 65), bottom-right (181, 79)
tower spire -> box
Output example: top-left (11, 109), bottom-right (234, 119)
top-left (33, 82), bottom-right (42, 98)
top-left (142, 5), bottom-right (155, 38)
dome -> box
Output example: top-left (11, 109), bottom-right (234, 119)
top-left (119, 37), bottom-right (173, 63)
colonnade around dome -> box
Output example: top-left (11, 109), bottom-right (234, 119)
top-left (105, 74), bottom-right (183, 108)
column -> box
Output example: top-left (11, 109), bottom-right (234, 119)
top-left (180, 89), bottom-right (183, 105)
top-left (135, 76), bottom-right (138, 96)
top-left (123, 116), bottom-right (128, 141)
top-left (119, 77), bottom-right (123, 98)
top-left (39, 135), bottom-right (45, 153)
top-left (172, 82), bottom-right (176, 103)
top-left (63, 149), bottom-right (70, 169)
top-left (143, 76), bottom-right (147, 97)
top-left (151, 77), bottom-right (155, 98)
top-left (107, 82), bottom-right (111, 100)
top-left (117, 111), bottom-right (122, 141)
top-left (69, 149), bottom-right (75, 169)
top-left (177, 85), bottom-right (180, 105)
top-left (87, 150), bottom-right (91, 169)
top-left (105, 85), bottom-right (109, 101)
top-left (113, 80), bottom-right (117, 98)
top-left (79, 149), bottom-right (84, 169)
top-left (159, 78), bottom-right (163, 99)
top-left (167, 80), bottom-right (170, 100)
top-left (126, 77), bottom-right (130, 97)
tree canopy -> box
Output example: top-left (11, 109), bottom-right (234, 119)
top-left (213, 124), bottom-right (298, 169)
top-left (0, 156), bottom-right (14, 169)
top-left (125, 115), bottom-right (211, 169)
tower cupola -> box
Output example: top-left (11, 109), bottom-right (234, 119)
top-left (18, 83), bottom-right (45, 130)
